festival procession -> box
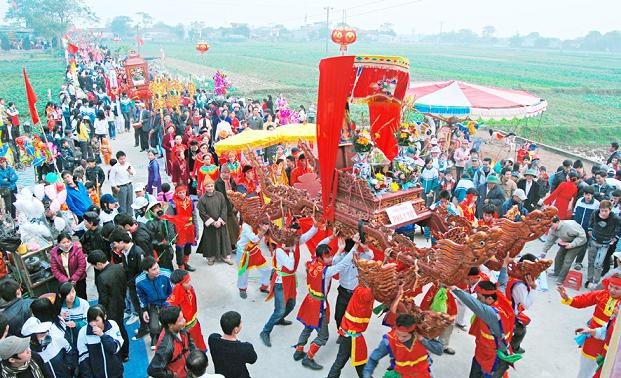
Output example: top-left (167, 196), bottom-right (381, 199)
top-left (0, 6), bottom-right (620, 378)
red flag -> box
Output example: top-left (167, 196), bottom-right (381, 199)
top-left (135, 35), bottom-right (144, 46)
top-left (67, 42), bottom-right (78, 54)
top-left (22, 68), bottom-right (40, 125)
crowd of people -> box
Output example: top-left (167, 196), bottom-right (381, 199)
top-left (0, 44), bottom-right (619, 378)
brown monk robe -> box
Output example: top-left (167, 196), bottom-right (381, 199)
top-left (197, 177), bottom-right (233, 265)
top-left (214, 164), bottom-right (240, 254)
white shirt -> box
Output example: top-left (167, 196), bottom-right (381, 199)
top-left (510, 281), bottom-right (535, 315)
top-left (273, 247), bottom-right (295, 284)
top-left (109, 162), bottom-right (134, 186)
top-left (236, 223), bottom-right (269, 254)
top-left (94, 119), bottom-right (108, 135)
top-left (100, 208), bottom-right (118, 224)
top-left (524, 180), bottom-right (533, 196)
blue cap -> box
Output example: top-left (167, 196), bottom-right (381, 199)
top-left (100, 194), bottom-right (118, 204)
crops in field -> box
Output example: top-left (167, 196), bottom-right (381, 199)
top-left (142, 41), bottom-right (621, 146)
top-left (0, 52), bottom-right (66, 123)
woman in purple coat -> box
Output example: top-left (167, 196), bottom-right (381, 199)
top-left (49, 233), bottom-right (88, 299)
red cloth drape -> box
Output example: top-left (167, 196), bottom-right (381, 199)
top-left (22, 68), bottom-right (40, 125)
top-left (316, 56), bottom-right (356, 220)
top-left (368, 101), bottom-right (401, 160)
top-left (67, 43), bottom-right (79, 55)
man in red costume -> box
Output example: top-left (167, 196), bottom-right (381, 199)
top-left (505, 253), bottom-right (539, 355)
top-left (558, 273), bottom-right (621, 378)
top-left (362, 313), bottom-right (444, 378)
top-left (451, 256), bottom-right (518, 378)
top-left (420, 283), bottom-right (458, 355)
top-left (293, 234), bottom-right (362, 371)
top-left (455, 266), bottom-right (490, 331)
top-left (164, 185), bottom-right (198, 272)
top-left (167, 269), bottom-right (206, 351)
top-left (290, 153), bottom-right (312, 185)
top-left (260, 223), bottom-right (319, 346)
top-left (326, 280), bottom-right (376, 377)
top-left (237, 165), bottom-right (258, 197)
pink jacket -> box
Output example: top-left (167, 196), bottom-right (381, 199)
top-left (49, 244), bottom-right (87, 283)
top-left (453, 147), bottom-right (470, 168)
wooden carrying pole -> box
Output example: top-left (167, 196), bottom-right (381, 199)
top-left (600, 313), bottom-right (621, 377)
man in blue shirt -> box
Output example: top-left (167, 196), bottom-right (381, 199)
top-left (62, 170), bottom-right (92, 221)
top-left (0, 157), bottom-right (18, 218)
top-left (136, 256), bottom-right (172, 350)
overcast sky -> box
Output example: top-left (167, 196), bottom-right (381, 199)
top-left (1, 0), bottom-right (619, 39)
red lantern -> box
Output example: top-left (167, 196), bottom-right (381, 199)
top-left (195, 41), bottom-right (210, 54)
top-left (331, 26), bottom-right (357, 55)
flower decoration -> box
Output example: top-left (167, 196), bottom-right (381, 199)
top-left (353, 129), bottom-right (373, 153)
top-left (371, 77), bottom-right (398, 97)
top-left (213, 70), bottom-right (232, 96)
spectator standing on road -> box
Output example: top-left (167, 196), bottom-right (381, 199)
top-left (209, 311), bottom-right (257, 378)
top-left (136, 256), bottom-right (173, 351)
top-left (87, 250), bottom-right (130, 361)
top-left (77, 305), bottom-right (125, 378)
top-left (108, 150), bottom-right (135, 215)
top-left (0, 156), bottom-right (18, 218)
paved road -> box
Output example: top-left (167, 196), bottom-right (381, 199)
top-left (93, 131), bottom-right (589, 377)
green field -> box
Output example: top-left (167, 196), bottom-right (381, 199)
top-left (0, 51), bottom-right (66, 126)
top-left (1, 43), bottom-right (620, 146)
top-left (142, 41), bottom-right (621, 146)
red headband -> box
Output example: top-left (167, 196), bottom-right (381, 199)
top-left (476, 286), bottom-right (498, 296)
top-left (608, 276), bottom-right (621, 288)
top-left (175, 185), bottom-right (187, 193)
top-left (180, 273), bottom-right (191, 285)
top-left (395, 324), bottom-right (418, 333)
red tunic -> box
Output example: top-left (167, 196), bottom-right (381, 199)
top-left (593, 314), bottom-right (616, 378)
top-left (290, 165), bottom-right (311, 185)
top-left (420, 285), bottom-right (457, 316)
top-left (171, 159), bottom-right (190, 186)
top-left (237, 240), bottom-right (267, 276)
top-left (468, 293), bottom-right (515, 374)
top-left (170, 198), bottom-right (195, 246)
top-left (338, 286), bottom-right (374, 366)
top-left (543, 181), bottom-right (578, 220)
top-left (166, 285), bottom-right (206, 351)
top-left (384, 330), bottom-right (431, 377)
top-left (266, 247), bottom-right (299, 304)
top-left (562, 290), bottom-right (620, 359)
top-left (296, 259), bottom-right (330, 329)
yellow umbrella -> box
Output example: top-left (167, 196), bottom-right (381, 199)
top-left (214, 129), bottom-right (277, 154)
top-left (274, 123), bottom-right (316, 144)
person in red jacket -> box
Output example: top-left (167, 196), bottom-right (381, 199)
top-left (290, 153), bottom-right (312, 185)
top-left (294, 234), bottom-right (362, 371)
top-left (362, 313), bottom-right (444, 378)
top-left (49, 233), bottom-right (87, 300)
top-left (171, 150), bottom-right (190, 187)
top-left (543, 171), bottom-right (579, 219)
top-left (558, 274), bottom-right (621, 378)
top-left (167, 270), bottom-right (206, 351)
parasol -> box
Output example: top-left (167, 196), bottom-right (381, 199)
top-left (213, 129), bottom-right (277, 154)
top-left (406, 80), bottom-right (547, 120)
top-left (274, 123), bottom-right (316, 143)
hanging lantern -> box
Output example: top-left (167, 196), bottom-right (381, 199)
top-left (195, 41), bottom-right (210, 54)
top-left (331, 26), bottom-right (357, 55)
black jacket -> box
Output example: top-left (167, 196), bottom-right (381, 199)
top-left (475, 183), bottom-right (506, 218)
top-left (1, 352), bottom-right (47, 378)
top-left (85, 166), bottom-right (105, 187)
top-left (95, 263), bottom-right (127, 321)
top-left (146, 218), bottom-right (174, 270)
top-left (0, 297), bottom-right (34, 337)
top-left (132, 224), bottom-right (154, 258)
top-left (147, 328), bottom-right (197, 378)
top-left (517, 179), bottom-right (542, 213)
top-left (80, 227), bottom-right (110, 258)
top-left (215, 177), bottom-right (237, 215)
